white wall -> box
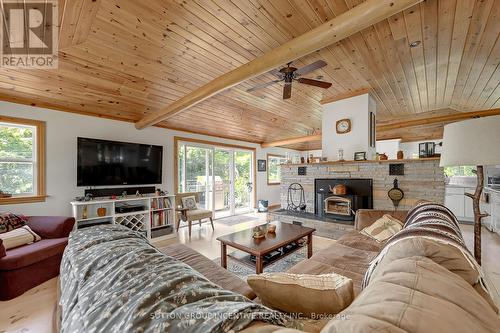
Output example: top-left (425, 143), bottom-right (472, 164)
top-left (400, 140), bottom-right (443, 159)
top-left (376, 139), bottom-right (401, 159)
top-left (0, 101), bottom-right (295, 216)
top-left (321, 94), bottom-right (377, 161)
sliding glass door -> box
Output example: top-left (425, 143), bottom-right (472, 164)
top-left (234, 151), bottom-right (253, 214)
top-left (214, 148), bottom-right (231, 218)
top-left (177, 140), bottom-right (254, 218)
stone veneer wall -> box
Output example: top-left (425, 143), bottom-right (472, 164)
top-left (280, 158), bottom-right (444, 212)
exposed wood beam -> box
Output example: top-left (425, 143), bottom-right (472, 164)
top-left (135, 0), bottom-right (422, 129)
top-left (261, 134), bottom-right (322, 148)
top-left (261, 108), bottom-right (500, 148)
top-left (377, 108), bottom-right (500, 131)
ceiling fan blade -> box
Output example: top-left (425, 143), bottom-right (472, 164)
top-left (247, 79), bottom-right (282, 92)
top-left (297, 78), bottom-right (332, 89)
top-left (283, 82), bottom-right (292, 99)
top-left (295, 60), bottom-right (327, 76)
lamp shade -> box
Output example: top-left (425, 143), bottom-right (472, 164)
top-left (440, 115), bottom-right (500, 167)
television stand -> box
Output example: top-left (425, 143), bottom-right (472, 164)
top-left (70, 194), bottom-right (176, 241)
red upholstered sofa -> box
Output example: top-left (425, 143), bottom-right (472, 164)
top-left (0, 216), bottom-right (75, 300)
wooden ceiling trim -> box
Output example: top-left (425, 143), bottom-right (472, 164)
top-left (261, 134), bottom-right (322, 148)
top-left (377, 107), bottom-right (500, 131)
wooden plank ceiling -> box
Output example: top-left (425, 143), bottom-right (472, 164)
top-left (1, 0), bottom-right (499, 150)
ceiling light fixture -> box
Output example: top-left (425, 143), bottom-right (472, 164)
top-left (409, 40), bottom-right (421, 48)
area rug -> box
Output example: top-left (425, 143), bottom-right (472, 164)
top-left (216, 214), bottom-right (260, 226)
top-left (213, 248), bottom-right (307, 280)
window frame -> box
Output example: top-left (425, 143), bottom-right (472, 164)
top-left (0, 115), bottom-right (46, 205)
top-left (267, 154), bottom-right (286, 185)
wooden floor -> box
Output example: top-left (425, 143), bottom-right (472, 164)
top-left (0, 214), bottom-right (499, 333)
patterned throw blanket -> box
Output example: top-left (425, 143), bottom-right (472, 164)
top-left (59, 225), bottom-right (290, 333)
top-left (362, 203), bottom-right (487, 292)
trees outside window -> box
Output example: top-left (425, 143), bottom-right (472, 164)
top-left (267, 154), bottom-right (287, 185)
top-left (0, 116), bottom-right (45, 204)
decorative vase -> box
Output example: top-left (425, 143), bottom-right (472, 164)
top-left (379, 153), bottom-right (388, 160)
top-left (397, 151), bottom-right (404, 160)
top-left (82, 205), bottom-right (88, 219)
top-left (97, 207), bottom-right (107, 217)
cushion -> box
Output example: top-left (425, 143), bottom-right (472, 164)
top-left (360, 214), bottom-right (403, 242)
top-left (0, 213), bottom-right (28, 234)
top-left (247, 272), bottom-right (353, 318)
top-left (0, 238), bottom-right (68, 270)
top-left (321, 256), bottom-right (500, 333)
top-left (181, 196), bottom-right (197, 210)
top-left (185, 209), bottom-right (212, 220)
top-left (0, 226), bottom-right (41, 250)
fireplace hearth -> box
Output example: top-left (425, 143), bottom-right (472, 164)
top-left (315, 178), bottom-right (373, 222)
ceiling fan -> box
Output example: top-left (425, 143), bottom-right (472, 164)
top-left (246, 60), bottom-right (332, 100)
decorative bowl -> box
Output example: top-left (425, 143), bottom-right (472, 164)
top-left (252, 226), bottom-right (266, 239)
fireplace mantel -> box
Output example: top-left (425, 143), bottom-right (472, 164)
top-left (286, 157), bottom-right (440, 167)
top-left (280, 158), bottom-right (444, 212)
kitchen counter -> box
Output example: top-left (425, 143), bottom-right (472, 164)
top-left (484, 186), bottom-right (500, 195)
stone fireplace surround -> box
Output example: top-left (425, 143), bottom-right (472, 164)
top-left (315, 178), bottom-right (373, 222)
top-left (279, 158), bottom-right (444, 214)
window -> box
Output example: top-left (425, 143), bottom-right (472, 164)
top-left (0, 116), bottom-right (46, 204)
top-left (267, 154), bottom-right (287, 185)
top-left (444, 166), bottom-right (476, 177)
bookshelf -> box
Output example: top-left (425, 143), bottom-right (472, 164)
top-left (70, 195), bottom-right (176, 241)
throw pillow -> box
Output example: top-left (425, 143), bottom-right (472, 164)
top-left (181, 196), bottom-right (197, 210)
top-left (247, 272), bottom-right (353, 318)
top-left (360, 214), bottom-right (403, 242)
top-left (0, 213), bottom-right (28, 234)
top-left (0, 226), bottom-right (41, 250)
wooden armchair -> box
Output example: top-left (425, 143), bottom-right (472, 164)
top-left (175, 192), bottom-right (214, 237)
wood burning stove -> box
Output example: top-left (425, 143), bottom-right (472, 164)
top-left (315, 178), bottom-right (373, 222)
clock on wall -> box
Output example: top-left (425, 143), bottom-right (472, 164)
top-left (336, 119), bottom-right (351, 134)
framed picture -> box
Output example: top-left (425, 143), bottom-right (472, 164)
top-left (354, 151), bottom-right (367, 161)
top-left (369, 112), bottom-right (376, 148)
top-left (257, 159), bottom-right (266, 172)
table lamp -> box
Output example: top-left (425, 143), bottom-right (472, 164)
top-left (440, 115), bottom-right (500, 264)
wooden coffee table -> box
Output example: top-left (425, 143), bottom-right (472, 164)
top-left (217, 222), bottom-right (315, 274)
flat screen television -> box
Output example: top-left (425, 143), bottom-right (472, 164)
top-left (77, 137), bottom-right (163, 186)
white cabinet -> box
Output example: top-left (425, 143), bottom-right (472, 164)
top-left (445, 187), bottom-right (466, 219)
top-left (445, 194), bottom-right (465, 217)
top-left (464, 188), bottom-right (475, 220)
top-left (444, 186), bottom-right (476, 221)
top-left (489, 191), bottom-right (500, 233)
